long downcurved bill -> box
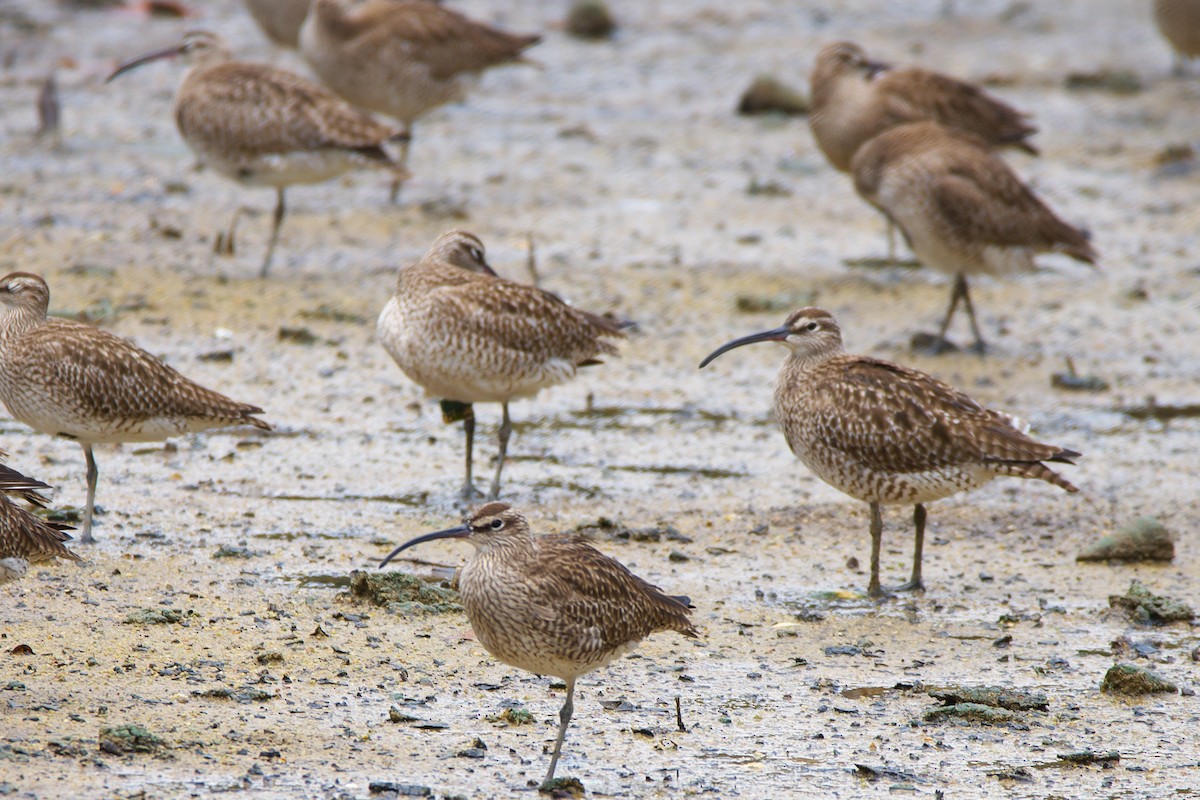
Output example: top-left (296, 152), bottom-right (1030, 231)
top-left (106, 45), bottom-right (184, 83)
top-left (698, 326), bottom-right (790, 368)
top-left (378, 524), bottom-right (471, 568)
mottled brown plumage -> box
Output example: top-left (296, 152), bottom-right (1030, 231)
top-left (0, 272), bottom-right (270, 543)
top-left (301, 0), bottom-right (540, 191)
top-left (107, 30), bottom-right (407, 276)
top-left (377, 230), bottom-right (625, 500)
top-left (1155, 0), bottom-right (1200, 72)
top-left (851, 121), bottom-right (1097, 353)
top-left (245, 0), bottom-right (311, 48)
top-left (700, 308), bottom-right (1079, 597)
top-left (809, 41), bottom-right (1037, 173)
top-left (0, 453), bottom-right (82, 584)
top-left (379, 502), bottom-right (696, 786)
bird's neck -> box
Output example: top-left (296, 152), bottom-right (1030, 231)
top-left (0, 305), bottom-right (47, 347)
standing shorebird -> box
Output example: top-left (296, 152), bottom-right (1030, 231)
top-left (700, 308), bottom-right (1080, 597)
top-left (851, 121), bottom-right (1097, 353)
top-left (377, 230), bottom-right (625, 501)
top-left (0, 454), bottom-right (82, 584)
top-left (809, 41), bottom-right (1037, 261)
top-left (107, 30), bottom-right (409, 277)
top-left (300, 0), bottom-right (541, 197)
top-left (244, 0), bottom-right (311, 49)
top-left (0, 272), bottom-right (271, 543)
top-left (1154, 0), bottom-right (1200, 74)
top-left (379, 502), bottom-right (697, 787)
top-left (809, 41), bottom-right (1037, 174)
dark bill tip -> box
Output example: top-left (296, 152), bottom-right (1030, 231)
top-left (378, 524), bottom-right (471, 568)
top-left (698, 326), bottom-right (790, 369)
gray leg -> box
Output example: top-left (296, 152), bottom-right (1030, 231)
top-left (886, 219), bottom-right (898, 266)
top-left (895, 504), bottom-right (927, 592)
top-left (389, 126), bottom-right (412, 203)
top-left (867, 501), bottom-right (884, 598)
top-left (81, 443), bottom-right (98, 544)
top-left (215, 207), bottom-right (240, 256)
top-left (543, 677), bottom-right (576, 787)
top-left (260, 187), bottom-right (286, 278)
top-left (461, 406), bottom-right (476, 501)
top-left (957, 276), bottom-right (988, 355)
top-left (488, 402), bottom-right (511, 501)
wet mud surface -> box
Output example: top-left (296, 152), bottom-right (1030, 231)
top-left (1, 1), bottom-right (1198, 797)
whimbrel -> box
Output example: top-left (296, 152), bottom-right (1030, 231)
top-left (107, 30), bottom-right (408, 277)
top-left (809, 41), bottom-right (1037, 174)
top-left (700, 307), bottom-right (1080, 597)
top-left (379, 502), bottom-right (697, 786)
top-left (245, 0), bottom-right (311, 48)
top-left (851, 121), bottom-right (1097, 353)
top-left (300, 0), bottom-right (540, 196)
top-left (0, 455), bottom-right (82, 584)
top-left (377, 230), bottom-right (625, 501)
top-left (1154, 0), bottom-right (1200, 74)
top-left (0, 272), bottom-right (271, 543)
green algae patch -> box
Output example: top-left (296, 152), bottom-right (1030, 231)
top-left (99, 724), bottom-right (165, 755)
top-left (348, 570), bottom-right (462, 614)
top-left (1109, 580), bottom-right (1194, 625)
top-left (123, 608), bottom-right (184, 625)
top-left (1100, 663), bottom-right (1178, 696)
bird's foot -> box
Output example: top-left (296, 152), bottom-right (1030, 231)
top-left (964, 339), bottom-right (989, 356)
top-left (213, 230), bottom-right (235, 257)
top-left (458, 483), bottom-right (485, 505)
top-left (889, 578), bottom-right (926, 593)
top-left (910, 331), bottom-right (959, 356)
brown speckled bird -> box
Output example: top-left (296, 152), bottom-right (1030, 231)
top-left (1155, 0), bottom-right (1200, 74)
top-left (107, 30), bottom-right (408, 276)
top-left (0, 272), bottom-right (271, 543)
top-left (379, 502), bottom-right (697, 787)
top-left (700, 308), bottom-right (1080, 597)
top-left (809, 41), bottom-right (1037, 173)
top-left (0, 456), bottom-right (82, 584)
top-left (300, 0), bottom-right (540, 196)
top-left (244, 0), bottom-right (311, 48)
top-left (377, 230), bottom-right (625, 501)
top-left (851, 121), bottom-right (1097, 354)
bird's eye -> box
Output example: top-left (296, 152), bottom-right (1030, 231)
top-left (470, 247), bottom-right (484, 263)
top-left (490, 518), bottom-right (504, 530)
top-left (805, 322), bottom-right (820, 332)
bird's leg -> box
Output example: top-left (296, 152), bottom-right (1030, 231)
top-left (260, 187), bottom-right (286, 278)
top-left (488, 401), bottom-right (511, 501)
top-left (81, 443), bottom-right (98, 544)
top-left (389, 125), bottom-right (412, 204)
top-left (215, 207), bottom-right (240, 256)
top-left (886, 219), bottom-right (898, 267)
top-left (893, 504), bottom-right (927, 593)
top-left (441, 400), bottom-right (478, 501)
top-left (958, 276), bottom-right (988, 355)
top-left (920, 274), bottom-right (966, 355)
top-left (867, 501), bottom-right (884, 598)
top-left (543, 677), bottom-right (576, 788)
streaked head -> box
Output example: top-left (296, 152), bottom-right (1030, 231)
top-left (424, 230), bottom-right (497, 276)
top-left (0, 272), bottom-right (51, 315)
top-left (378, 502), bottom-right (530, 568)
top-left (106, 30), bottom-right (233, 83)
top-left (699, 307), bottom-right (844, 368)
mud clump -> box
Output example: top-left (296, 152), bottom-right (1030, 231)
top-left (99, 724), bottom-right (166, 755)
top-left (736, 75), bottom-right (810, 116)
top-left (565, 0), bottom-right (615, 40)
top-left (123, 608), bottom-right (184, 625)
top-left (1100, 663), bottom-right (1178, 696)
top-left (924, 702), bottom-right (1022, 725)
top-left (540, 776), bottom-right (585, 797)
top-left (1078, 518), bottom-right (1174, 562)
top-left (1108, 580), bottom-right (1194, 625)
top-left (927, 685), bottom-right (1049, 711)
top-left (349, 570), bottom-right (462, 614)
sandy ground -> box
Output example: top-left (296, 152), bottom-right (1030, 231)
top-left (1, 0), bottom-right (1198, 797)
